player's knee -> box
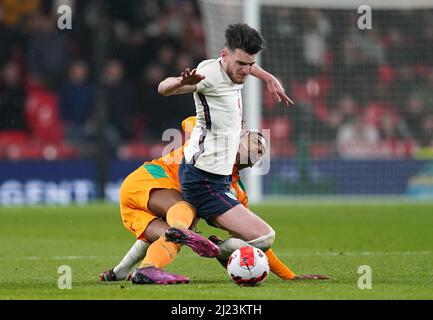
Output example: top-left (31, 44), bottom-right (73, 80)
top-left (166, 200), bottom-right (196, 228)
top-left (246, 228), bottom-right (275, 252)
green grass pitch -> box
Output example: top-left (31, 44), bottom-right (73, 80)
top-left (1, 202), bottom-right (432, 300)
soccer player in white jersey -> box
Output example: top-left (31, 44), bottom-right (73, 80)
top-left (157, 23), bottom-right (299, 268)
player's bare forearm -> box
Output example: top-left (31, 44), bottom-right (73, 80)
top-left (251, 64), bottom-right (294, 107)
top-left (266, 248), bottom-right (330, 280)
top-left (158, 76), bottom-right (186, 96)
top-left (293, 274), bottom-right (331, 280)
top-left (158, 68), bottom-right (204, 96)
top-left (250, 64), bottom-right (273, 82)
top-left (265, 249), bottom-right (297, 280)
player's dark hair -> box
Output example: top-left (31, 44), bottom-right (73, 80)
top-left (225, 23), bottom-right (265, 55)
top-left (247, 130), bottom-right (266, 141)
top-left (249, 131), bottom-right (268, 148)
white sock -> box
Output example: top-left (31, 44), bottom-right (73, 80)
top-left (113, 240), bottom-right (149, 279)
top-left (217, 238), bottom-right (250, 260)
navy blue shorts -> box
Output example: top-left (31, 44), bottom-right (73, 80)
top-left (178, 158), bottom-right (240, 224)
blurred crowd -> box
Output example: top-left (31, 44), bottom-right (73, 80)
top-left (0, 0), bottom-right (205, 159)
top-left (261, 7), bottom-right (433, 159)
top-left (0, 1), bottom-right (433, 160)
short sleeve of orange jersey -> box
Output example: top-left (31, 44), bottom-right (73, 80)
top-left (153, 116), bottom-right (197, 184)
top-left (230, 167), bottom-right (249, 208)
top-left (155, 116), bottom-right (248, 207)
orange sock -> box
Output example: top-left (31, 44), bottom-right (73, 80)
top-left (139, 237), bottom-right (181, 269)
top-left (265, 249), bottom-right (297, 280)
top-left (166, 201), bottom-right (196, 229)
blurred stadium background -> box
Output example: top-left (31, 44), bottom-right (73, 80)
top-left (1, 0), bottom-right (433, 205)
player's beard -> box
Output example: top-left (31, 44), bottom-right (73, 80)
top-left (227, 67), bottom-right (247, 84)
top-left (232, 74), bottom-right (247, 84)
top-left (235, 76), bottom-right (247, 84)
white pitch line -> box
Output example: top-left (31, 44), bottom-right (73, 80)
top-left (276, 251), bottom-right (433, 257)
top-left (1, 251), bottom-right (432, 261)
top-left (0, 255), bottom-right (119, 261)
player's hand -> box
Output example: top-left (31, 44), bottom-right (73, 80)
top-left (265, 76), bottom-right (294, 107)
top-left (180, 68), bottom-right (205, 85)
top-left (293, 274), bottom-right (331, 280)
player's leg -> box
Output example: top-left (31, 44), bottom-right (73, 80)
top-left (147, 188), bottom-right (185, 220)
top-left (117, 189), bottom-right (184, 284)
top-left (132, 188), bottom-right (217, 284)
top-left (124, 164), bottom-right (218, 258)
top-left (209, 233), bottom-right (298, 280)
top-left (103, 201), bottom-right (200, 281)
top-left (109, 217), bottom-right (175, 280)
top-left (100, 211), bottom-right (191, 285)
top-left (102, 211), bottom-right (189, 285)
top-left (207, 205), bottom-right (300, 279)
top-left (100, 195), bottom-right (158, 282)
top-left (138, 208), bottom-right (204, 271)
top-left (99, 208), bottom-right (170, 282)
top-left (102, 166), bottom-right (185, 283)
top-left (148, 189), bottom-right (219, 258)
top-left (100, 239), bottom-right (149, 281)
top-left (112, 209), bottom-right (178, 279)
top-left (211, 204), bottom-right (272, 240)
top-left (121, 165), bottom-right (195, 230)
top-left (210, 204), bottom-right (275, 255)
top-left (102, 172), bottom-right (185, 281)
top-left (211, 207), bottom-right (328, 280)
top-left (131, 218), bottom-right (190, 285)
top-left (101, 187), bottom-right (214, 283)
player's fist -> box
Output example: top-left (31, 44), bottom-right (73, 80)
top-left (180, 68), bottom-right (205, 85)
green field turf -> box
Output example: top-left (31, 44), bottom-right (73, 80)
top-left (1, 202), bottom-right (433, 300)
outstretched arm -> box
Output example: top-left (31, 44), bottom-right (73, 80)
top-left (265, 248), bottom-right (297, 279)
top-left (158, 68), bottom-right (205, 96)
top-left (266, 249), bottom-right (330, 280)
top-left (251, 64), bottom-right (294, 107)
top-left (232, 174), bottom-right (328, 280)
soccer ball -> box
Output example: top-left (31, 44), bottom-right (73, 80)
top-left (227, 246), bottom-right (269, 286)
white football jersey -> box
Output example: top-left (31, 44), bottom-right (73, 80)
top-left (184, 58), bottom-right (243, 176)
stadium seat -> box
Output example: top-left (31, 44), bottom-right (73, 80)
top-left (117, 143), bottom-right (167, 161)
top-left (25, 89), bottom-right (64, 143)
top-left (0, 130), bottom-right (29, 159)
top-left (310, 143), bottom-right (336, 159)
top-left (3, 142), bottom-right (79, 160)
top-left (0, 130), bottom-right (29, 146)
top-left (263, 117), bottom-right (292, 141)
top-left (117, 143), bottom-right (151, 160)
top-left (292, 76), bottom-right (332, 122)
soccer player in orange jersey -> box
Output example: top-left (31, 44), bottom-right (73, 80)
top-left (100, 117), bottom-right (328, 284)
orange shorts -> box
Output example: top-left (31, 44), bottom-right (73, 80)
top-left (119, 162), bottom-right (180, 240)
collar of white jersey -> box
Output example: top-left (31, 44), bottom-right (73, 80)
top-left (217, 57), bottom-right (230, 82)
